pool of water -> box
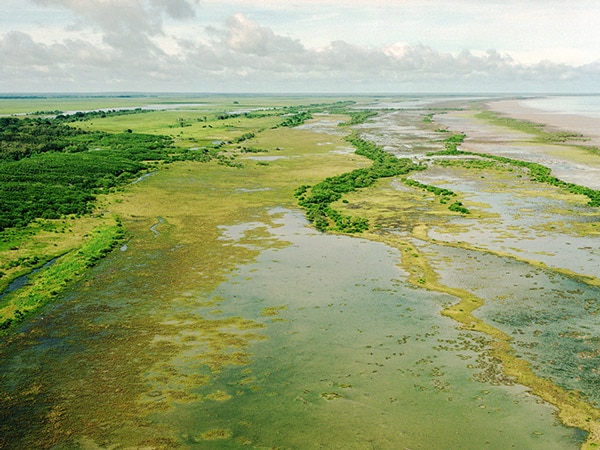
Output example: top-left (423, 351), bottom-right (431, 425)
top-left (421, 241), bottom-right (600, 408)
top-left (413, 166), bottom-right (600, 278)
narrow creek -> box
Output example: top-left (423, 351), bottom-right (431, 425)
top-left (0, 257), bottom-right (59, 301)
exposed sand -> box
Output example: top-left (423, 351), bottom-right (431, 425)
top-left (488, 99), bottom-right (600, 147)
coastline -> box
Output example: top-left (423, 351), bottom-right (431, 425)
top-left (487, 99), bottom-right (600, 146)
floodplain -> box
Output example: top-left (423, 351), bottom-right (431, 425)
top-left (0, 94), bottom-right (599, 449)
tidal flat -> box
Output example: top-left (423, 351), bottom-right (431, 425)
top-left (0, 95), bottom-right (598, 448)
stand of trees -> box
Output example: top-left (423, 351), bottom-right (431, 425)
top-left (0, 115), bottom-right (207, 231)
top-left (296, 132), bottom-right (425, 232)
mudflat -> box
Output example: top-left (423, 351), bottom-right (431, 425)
top-left (489, 99), bottom-right (600, 146)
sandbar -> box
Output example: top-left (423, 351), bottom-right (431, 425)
top-left (488, 99), bottom-right (600, 147)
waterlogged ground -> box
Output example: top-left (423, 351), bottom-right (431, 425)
top-left (0, 208), bottom-right (582, 449)
top-left (0, 97), bottom-right (599, 448)
top-left (422, 242), bottom-right (600, 407)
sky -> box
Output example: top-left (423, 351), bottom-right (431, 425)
top-left (1, 0), bottom-right (599, 93)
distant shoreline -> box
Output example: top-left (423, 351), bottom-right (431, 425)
top-left (487, 99), bottom-right (600, 146)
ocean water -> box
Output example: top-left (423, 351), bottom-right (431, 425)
top-left (521, 95), bottom-right (600, 118)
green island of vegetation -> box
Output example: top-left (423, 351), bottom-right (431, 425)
top-left (294, 132), bottom-right (425, 232)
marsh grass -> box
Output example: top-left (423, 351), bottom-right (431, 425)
top-left (330, 113), bottom-right (600, 447)
top-left (0, 99), bottom-right (363, 331)
top-left (0, 215), bottom-right (123, 330)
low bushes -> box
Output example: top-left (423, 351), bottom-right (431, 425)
top-left (296, 133), bottom-right (424, 232)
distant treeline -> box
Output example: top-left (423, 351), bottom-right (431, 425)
top-left (54, 108), bottom-right (153, 123)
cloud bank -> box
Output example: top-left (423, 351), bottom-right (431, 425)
top-left (1, 0), bottom-right (598, 93)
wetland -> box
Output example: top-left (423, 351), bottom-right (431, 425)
top-left (0, 94), bottom-right (599, 449)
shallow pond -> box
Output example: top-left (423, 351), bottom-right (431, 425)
top-left (147, 209), bottom-right (585, 449)
top-left (412, 166), bottom-right (600, 279)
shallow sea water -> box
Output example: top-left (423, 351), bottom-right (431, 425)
top-left (522, 96), bottom-right (600, 119)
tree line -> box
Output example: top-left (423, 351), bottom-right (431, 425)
top-left (295, 132), bottom-right (425, 232)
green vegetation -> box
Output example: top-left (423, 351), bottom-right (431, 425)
top-left (402, 177), bottom-right (470, 214)
top-left (0, 220), bottom-right (124, 332)
top-left (0, 152), bottom-right (143, 228)
top-left (402, 178), bottom-right (455, 199)
top-left (447, 201), bottom-right (470, 214)
top-left (275, 111), bottom-right (313, 128)
top-left (388, 133), bottom-right (471, 214)
top-left (1, 116), bottom-right (88, 160)
top-left (403, 178), bottom-right (469, 214)
top-left (1, 95), bottom-right (599, 448)
top-left (476, 110), bottom-right (584, 143)
top-left (233, 131), bottom-right (256, 143)
top-left (442, 132), bottom-right (467, 153)
top-left (0, 97), bottom-right (366, 330)
top-left (428, 145), bottom-right (600, 207)
top-left (0, 98), bottom-right (365, 234)
top-left (0, 115), bottom-right (226, 231)
top-left (296, 132), bottom-right (424, 232)
top-left (338, 110), bottom-right (378, 126)
top-left (478, 154), bottom-right (600, 206)
top-left (54, 107), bottom-right (154, 123)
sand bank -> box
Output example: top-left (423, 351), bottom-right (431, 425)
top-left (488, 99), bottom-right (600, 146)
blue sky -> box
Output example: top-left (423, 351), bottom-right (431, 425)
top-left (1, 0), bottom-right (599, 93)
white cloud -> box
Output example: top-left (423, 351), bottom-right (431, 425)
top-left (1, 2), bottom-right (599, 93)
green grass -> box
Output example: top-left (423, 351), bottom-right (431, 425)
top-left (0, 219), bottom-right (124, 331)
